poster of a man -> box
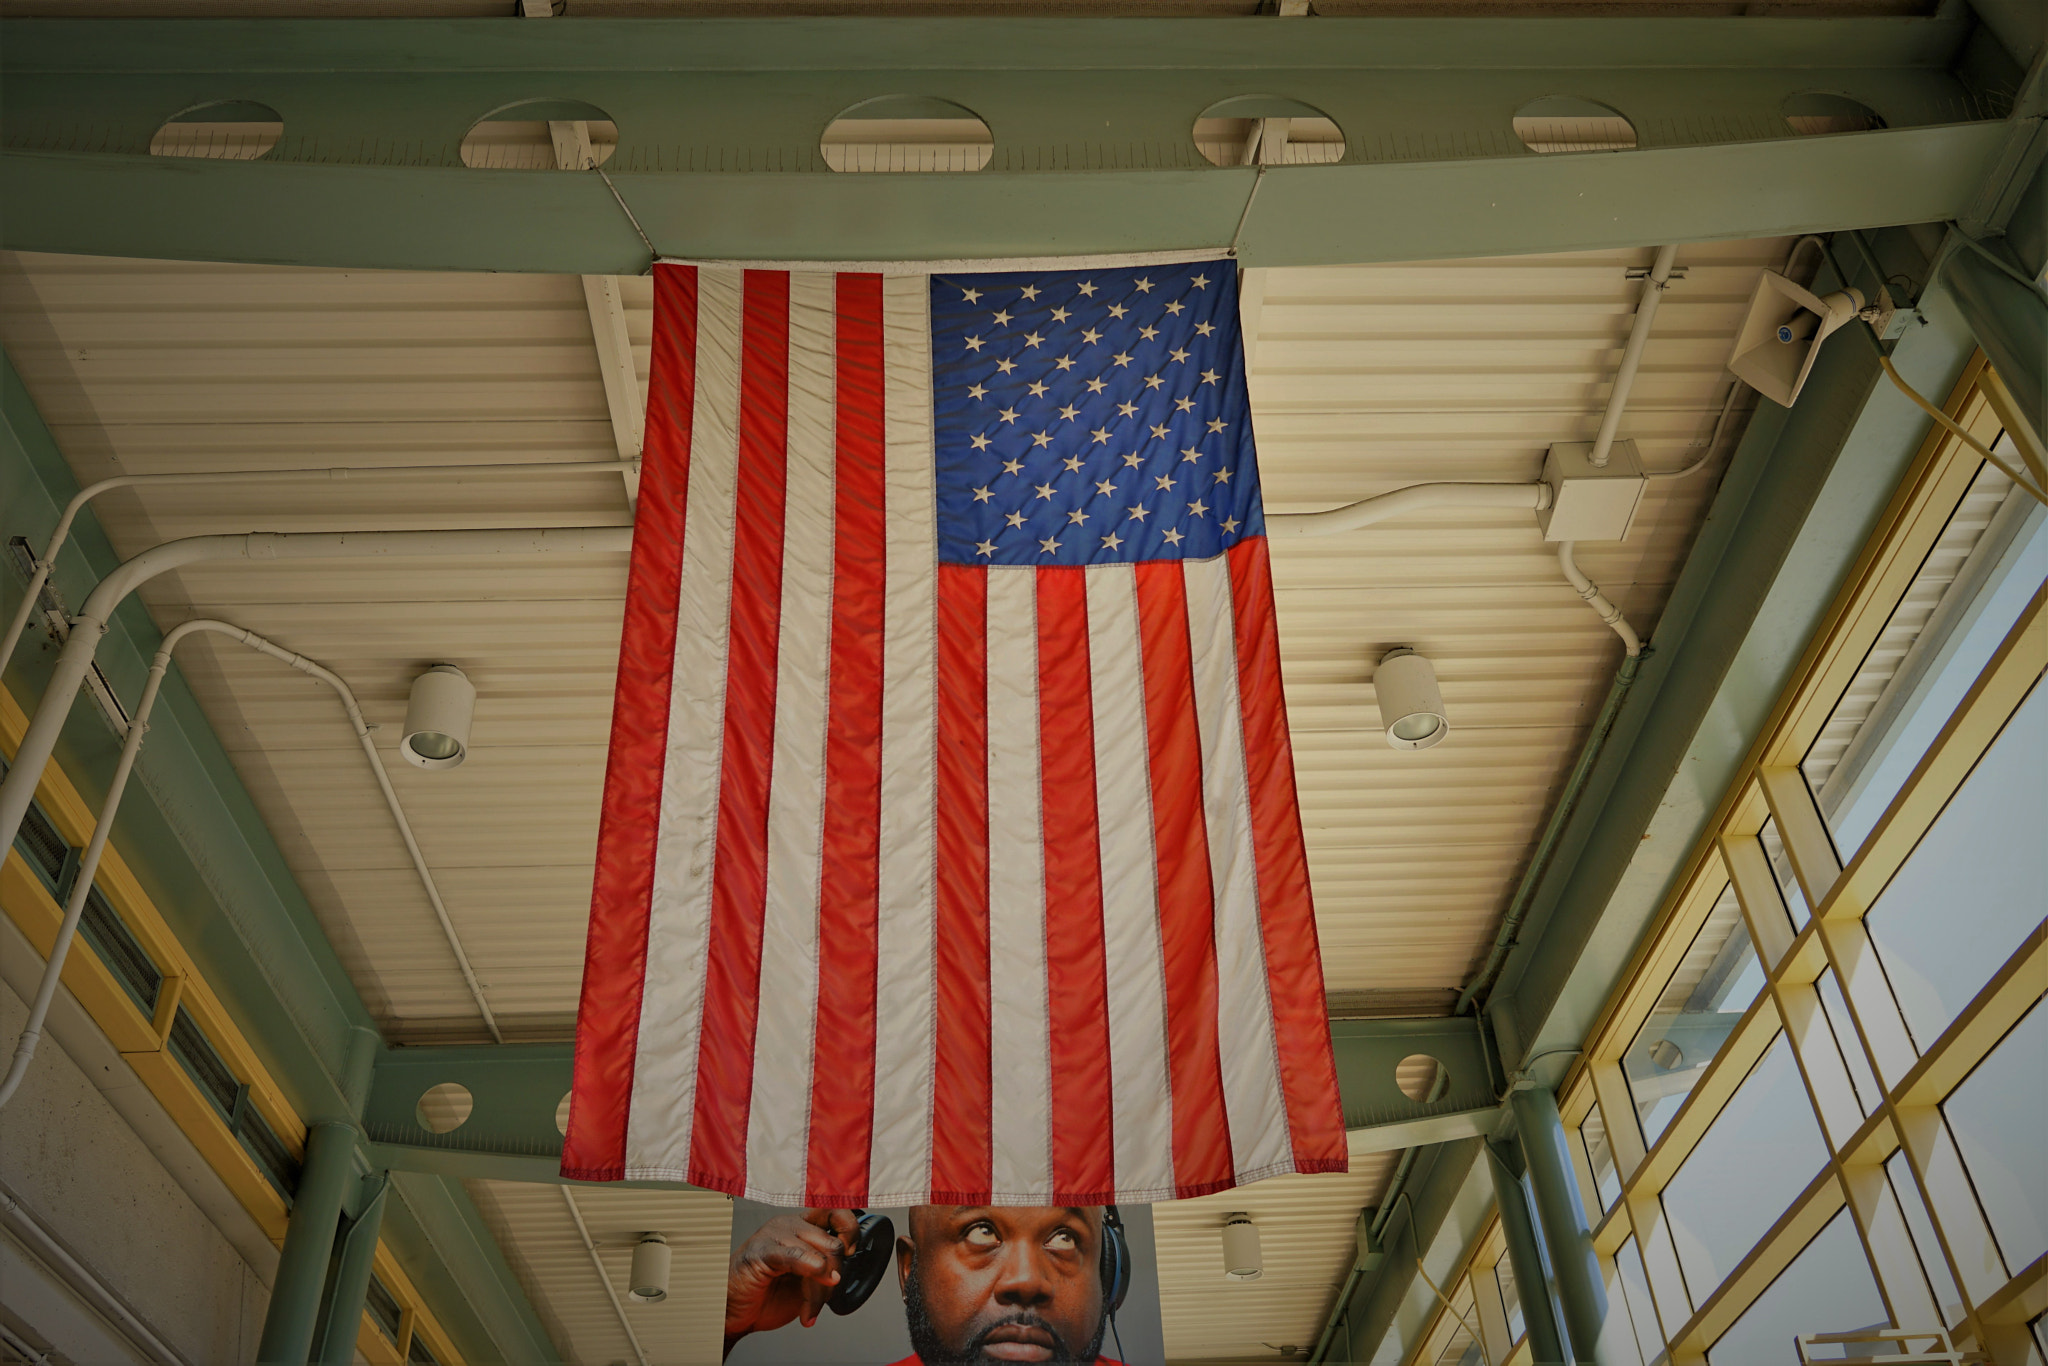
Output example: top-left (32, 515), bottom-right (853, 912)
top-left (723, 1202), bottom-right (1166, 1365)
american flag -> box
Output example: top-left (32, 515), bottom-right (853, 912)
top-left (565, 258), bottom-right (1347, 1206)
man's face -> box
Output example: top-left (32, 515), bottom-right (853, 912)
top-left (898, 1206), bottom-right (1107, 1364)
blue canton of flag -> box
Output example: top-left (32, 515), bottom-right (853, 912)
top-left (931, 259), bottom-right (1263, 567)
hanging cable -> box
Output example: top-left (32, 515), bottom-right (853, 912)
top-left (1646, 380), bottom-right (1745, 482)
top-left (594, 164), bottom-right (658, 271)
top-left (1876, 354), bottom-right (2047, 505)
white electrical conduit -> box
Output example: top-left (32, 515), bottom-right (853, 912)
top-left (1590, 244), bottom-right (1681, 469)
top-left (0, 457), bottom-right (640, 694)
top-left (0, 527), bottom-right (633, 933)
top-left (1266, 482), bottom-right (1550, 537)
top-left (1646, 378), bottom-right (1745, 483)
top-left (0, 614), bottom-right (511, 1111)
top-left (560, 1186), bottom-right (651, 1366)
top-left (1559, 541), bottom-right (1641, 657)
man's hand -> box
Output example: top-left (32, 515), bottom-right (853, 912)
top-left (723, 1209), bottom-right (860, 1355)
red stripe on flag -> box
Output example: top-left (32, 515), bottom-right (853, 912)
top-left (1133, 560), bottom-right (1236, 1197)
top-left (930, 563), bottom-right (993, 1203)
top-left (564, 264), bottom-right (697, 1182)
top-left (687, 270), bottom-right (792, 1193)
top-left (1227, 536), bottom-right (1348, 1172)
top-left (1035, 567), bottom-right (1116, 1203)
top-left (805, 273), bottom-right (887, 1204)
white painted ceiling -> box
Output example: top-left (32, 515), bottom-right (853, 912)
top-left (0, 232), bottom-right (1785, 1361)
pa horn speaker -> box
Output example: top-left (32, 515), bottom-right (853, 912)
top-left (1727, 270), bottom-right (1865, 409)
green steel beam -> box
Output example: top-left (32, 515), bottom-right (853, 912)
top-left (362, 1019), bottom-right (1505, 1182)
top-left (0, 122), bottom-right (2010, 276)
top-left (0, 12), bottom-right (2023, 272)
top-left (1332, 1138), bottom-right (1485, 1363)
top-left (381, 1170), bottom-right (564, 1366)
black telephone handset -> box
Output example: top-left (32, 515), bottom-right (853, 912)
top-left (827, 1210), bottom-right (896, 1316)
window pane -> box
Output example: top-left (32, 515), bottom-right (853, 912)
top-left (1430, 1280), bottom-right (1484, 1366)
top-left (1617, 1236), bottom-right (1665, 1365)
top-left (1705, 1209), bottom-right (1891, 1363)
top-left (1866, 680), bottom-right (2046, 1050)
top-left (1663, 1034), bottom-right (1830, 1303)
top-left (1943, 998), bottom-right (2048, 1276)
top-left (1804, 469), bottom-right (2046, 858)
top-left (1885, 1150), bottom-right (1964, 1327)
top-left (1626, 885), bottom-right (1766, 1145)
top-left (1495, 1250), bottom-right (1525, 1344)
top-left (1817, 968), bottom-right (1880, 1116)
top-left (1579, 1107), bottom-right (1622, 1212)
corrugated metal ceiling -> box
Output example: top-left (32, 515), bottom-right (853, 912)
top-left (0, 233), bottom-right (1785, 1360)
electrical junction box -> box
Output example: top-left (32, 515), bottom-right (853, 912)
top-left (1537, 439), bottom-right (1647, 542)
top-left (1355, 1210), bottom-right (1384, 1273)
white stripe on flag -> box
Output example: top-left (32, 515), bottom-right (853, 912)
top-left (985, 567), bottom-right (1053, 1201)
top-left (628, 266), bottom-right (746, 1179)
top-left (1085, 563), bottom-right (1178, 1202)
top-left (1183, 551), bottom-right (1294, 1180)
top-left (867, 273), bottom-right (941, 1203)
top-left (744, 272), bottom-right (837, 1196)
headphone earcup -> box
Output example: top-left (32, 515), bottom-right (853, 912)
top-left (826, 1211), bottom-right (895, 1317)
top-left (1099, 1206), bottom-right (1131, 1316)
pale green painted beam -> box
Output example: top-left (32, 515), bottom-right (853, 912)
top-left (0, 122), bottom-right (2014, 275)
top-left (363, 1020), bottom-right (1505, 1184)
top-left (0, 10), bottom-right (2022, 272)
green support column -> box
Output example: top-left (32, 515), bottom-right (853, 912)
top-left (1942, 238), bottom-right (2046, 444)
top-left (259, 1121), bottom-right (359, 1365)
top-left (1486, 1141), bottom-right (1569, 1366)
top-left (314, 1175), bottom-right (389, 1365)
top-left (1509, 1087), bottom-right (1607, 1363)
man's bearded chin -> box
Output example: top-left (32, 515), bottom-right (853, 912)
top-left (902, 1270), bottom-right (1107, 1365)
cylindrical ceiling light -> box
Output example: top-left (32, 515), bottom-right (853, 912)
top-left (629, 1233), bottom-right (670, 1304)
top-left (1375, 648), bottom-right (1448, 751)
top-left (1221, 1213), bottom-right (1262, 1281)
top-left (401, 664), bottom-right (475, 770)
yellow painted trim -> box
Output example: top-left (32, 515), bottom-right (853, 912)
top-left (1565, 357), bottom-right (2007, 1091)
top-left (1, 854), bottom-right (158, 1052)
top-left (373, 1241), bottom-right (466, 1366)
top-left (1666, 1166), bottom-right (1848, 1356)
top-left (1821, 588), bottom-right (2046, 927)
top-left (2, 682), bottom-right (466, 1365)
top-left (1543, 354), bottom-right (2047, 1366)
top-left (119, 1046), bottom-right (294, 1242)
top-left (357, 1312), bottom-right (404, 1366)
top-left (1977, 1253), bottom-right (2046, 1327)
top-left (0, 685), bottom-right (303, 1153)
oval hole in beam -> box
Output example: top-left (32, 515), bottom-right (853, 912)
top-left (1513, 96), bottom-right (1637, 154)
top-left (1195, 95), bottom-right (1345, 167)
top-left (416, 1081), bottom-right (475, 1134)
top-left (1395, 1053), bottom-right (1446, 1104)
top-left (1783, 92), bottom-right (1885, 137)
top-left (822, 95), bottom-right (993, 173)
top-left (149, 100), bottom-right (283, 162)
top-left (462, 99), bottom-right (619, 170)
